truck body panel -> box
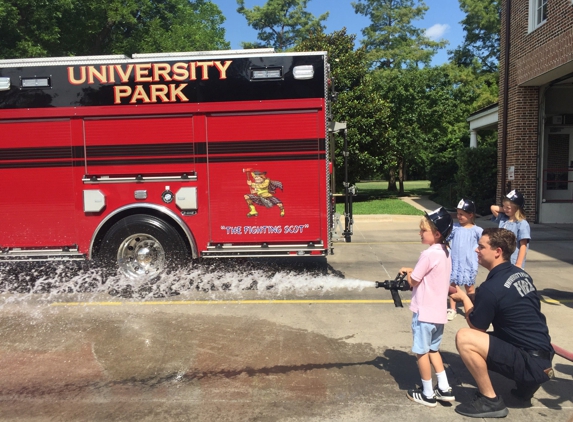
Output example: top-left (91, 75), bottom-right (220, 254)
top-left (0, 50), bottom-right (337, 272)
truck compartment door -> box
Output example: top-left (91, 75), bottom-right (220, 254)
top-left (205, 110), bottom-right (326, 244)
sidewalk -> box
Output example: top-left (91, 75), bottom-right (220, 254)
top-left (398, 195), bottom-right (444, 214)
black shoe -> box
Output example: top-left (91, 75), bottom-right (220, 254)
top-left (434, 385), bottom-right (455, 402)
top-left (511, 384), bottom-right (540, 401)
top-left (407, 388), bottom-right (437, 407)
top-left (455, 392), bottom-right (509, 418)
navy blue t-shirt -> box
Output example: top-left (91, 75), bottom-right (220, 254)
top-left (469, 262), bottom-right (552, 353)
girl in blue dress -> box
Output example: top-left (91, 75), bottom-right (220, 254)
top-left (447, 199), bottom-right (483, 320)
top-left (490, 190), bottom-right (530, 268)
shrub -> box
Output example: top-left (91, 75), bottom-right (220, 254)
top-left (427, 151), bottom-right (459, 209)
top-left (455, 145), bottom-right (497, 215)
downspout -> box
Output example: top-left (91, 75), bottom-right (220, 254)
top-left (537, 85), bottom-right (548, 224)
top-left (501, 0), bottom-right (512, 197)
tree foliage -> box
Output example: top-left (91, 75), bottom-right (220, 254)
top-left (295, 28), bottom-right (365, 93)
top-left (0, 0), bottom-right (68, 58)
top-left (0, 0), bottom-right (229, 59)
top-left (455, 142), bottom-right (497, 215)
top-left (295, 29), bottom-right (390, 187)
top-left (449, 0), bottom-right (500, 73)
top-left (0, 0), bottom-right (502, 204)
top-left (425, 65), bottom-right (498, 208)
top-left (236, 0), bottom-right (328, 51)
top-left (352, 0), bottom-right (446, 69)
top-left (427, 0), bottom-right (499, 210)
top-left (372, 64), bottom-right (483, 193)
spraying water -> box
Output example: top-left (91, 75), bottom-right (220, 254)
top-left (0, 259), bottom-right (376, 303)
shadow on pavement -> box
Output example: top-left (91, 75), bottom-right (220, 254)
top-left (538, 288), bottom-right (573, 310)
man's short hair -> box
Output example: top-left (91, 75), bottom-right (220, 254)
top-left (482, 228), bottom-right (516, 261)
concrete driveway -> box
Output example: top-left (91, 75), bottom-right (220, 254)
top-left (0, 206), bottom-right (572, 421)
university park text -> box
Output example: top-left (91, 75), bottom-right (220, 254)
top-left (67, 60), bottom-right (232, 104)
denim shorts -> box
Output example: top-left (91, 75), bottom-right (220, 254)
top-left (411, 312), bottom-right (444, 355)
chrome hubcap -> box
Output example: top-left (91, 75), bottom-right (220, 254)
top-left (117, 233), bottom-right (165, 280)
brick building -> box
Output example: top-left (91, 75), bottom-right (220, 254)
top-left (499, 0), bottom-right (573, 223)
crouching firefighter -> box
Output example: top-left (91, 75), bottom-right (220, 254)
top-left (450, 227), bottom-right (554, 418)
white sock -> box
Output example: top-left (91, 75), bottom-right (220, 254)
top-left (436, 370), bottom-right (450, 391)
top-left (422, 379), bottom-right (434, 398)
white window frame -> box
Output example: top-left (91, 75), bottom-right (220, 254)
top-left (529, 0), bottom-right (548, 32)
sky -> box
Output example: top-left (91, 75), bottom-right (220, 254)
top-left (215, 0), bottom-right (466, 66)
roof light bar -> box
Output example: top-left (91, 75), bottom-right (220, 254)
top-left (21, 77), bottom-right (51, 88)
top-left (250, 67), bottom-right (282, 80)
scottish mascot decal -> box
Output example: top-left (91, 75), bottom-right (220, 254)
top-left (243, 169), bottom-right (285, 218)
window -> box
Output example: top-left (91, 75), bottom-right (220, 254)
top-left (529, 0), bottom-right (548, 32)
top-left (542, 130), bottom-right (573, 203)
top-left (536, 0), bottom-right (548, 25)
top-left (546, 134), bottom-right (569, 191)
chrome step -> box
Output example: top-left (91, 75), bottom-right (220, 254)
top-left (202, 242), bottom-right (326, 258)
top-left (0, 247), bottom-right (85, 262)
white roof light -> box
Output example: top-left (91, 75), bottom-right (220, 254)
top-left (293, 65), bottom-right (314, 80)
top-left (0, 77), bottom-right (10, 91)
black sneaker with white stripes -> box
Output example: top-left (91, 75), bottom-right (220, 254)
top-left (407, 388), bottom-right (437, 407)
top-left (434, 386), bottom-right (456, 402)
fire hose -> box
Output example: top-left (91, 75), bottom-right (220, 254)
top-left (552, 343), bottom-right (573, 362)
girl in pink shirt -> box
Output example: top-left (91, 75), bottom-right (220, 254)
top-left (400, 207), bottom-right (455, 407)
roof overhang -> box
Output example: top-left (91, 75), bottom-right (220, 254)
top-left (519, 61), bottom-right (573, 87)
top-left (467, 105), bottom-right (498, 131)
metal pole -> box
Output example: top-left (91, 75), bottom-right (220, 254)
top-left (501, 0), bottom-right (512, 197)
top-left (342, 128), bottom-right (353, 242)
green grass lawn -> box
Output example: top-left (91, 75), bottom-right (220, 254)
top-left (335, 180), bottom-right (430, 215)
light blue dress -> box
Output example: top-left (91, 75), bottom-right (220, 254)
top-left (448, 224), bottom-right (483, 286)
top-left (494, 214), bottom-right (531, 267)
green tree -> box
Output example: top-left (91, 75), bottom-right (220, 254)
top-left (103, 0), bottom-right (229, 55)
top-left (372, 65), bottom-right (478, 194)
top-left (352, 0), bottom-right (446, 69)
top-left (0, 0), bottom-right (70, 58)
top-left (337, 79), bottom-right (391, 185)
top-left (236, 0), bottom-right (328, 51)
top-left (455, 142), bottom-right (497, 215)
top-left (435, 0), bottom-right (499, 210)
top-left (450, 0), bottom-right (500, 73)
top-left (0, 0), bottom-right (229, 59)
top-left (449, 62), bottom-right (498, 112)
top-left (295, 29), bottom-right (391, 187)
top-left (295, 29), bottom-right (365, 93)
top-left (425, 64), bottom-right (498, 207)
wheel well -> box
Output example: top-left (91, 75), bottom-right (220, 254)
top-left (91, 208), bottom-right (196, 260)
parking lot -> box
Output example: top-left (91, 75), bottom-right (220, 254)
top-left (0, 204), bottom-right (572, 421)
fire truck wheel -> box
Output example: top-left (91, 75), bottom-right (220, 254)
top-left (99, 214), bottom-right (188, 280)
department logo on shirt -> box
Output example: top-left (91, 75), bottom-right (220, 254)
top-left (503, 272), bottom-right (535, 297)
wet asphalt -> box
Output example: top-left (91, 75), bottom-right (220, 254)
top-left (0, 200), bottom-right (572, 421)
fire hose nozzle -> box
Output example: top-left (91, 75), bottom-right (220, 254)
top-left (376, 274), bottom-right (411, 291)
top-left (375, 273), bottom-right (411, 307)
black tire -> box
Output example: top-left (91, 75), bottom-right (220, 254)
top-left (99, 214), bottom-right (188, 280)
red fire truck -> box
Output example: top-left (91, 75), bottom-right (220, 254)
top-left (0, 49), bottom-right (352, 280)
